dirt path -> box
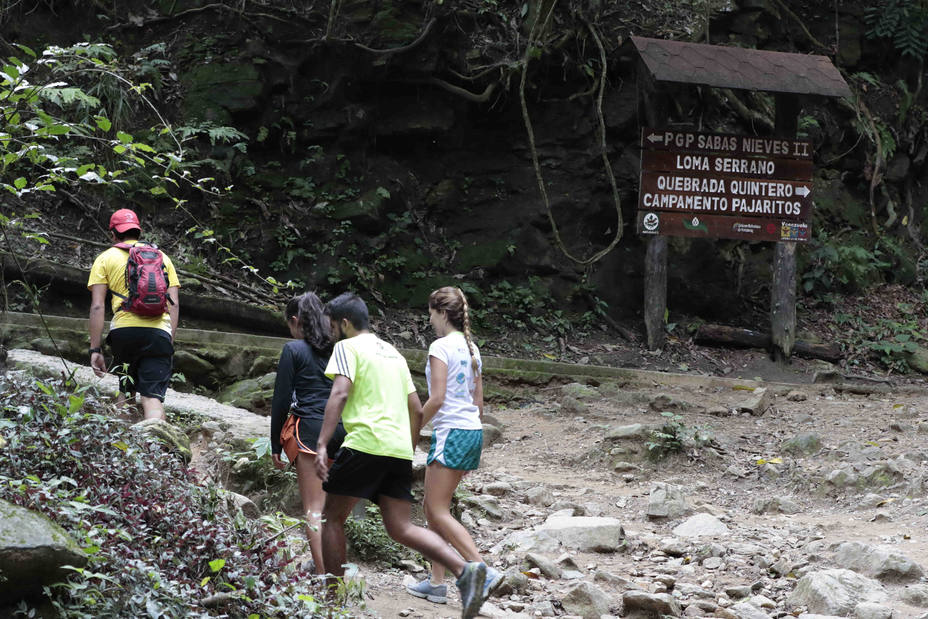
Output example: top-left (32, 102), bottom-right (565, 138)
top-left (357, 379), bottom-right (928, 618)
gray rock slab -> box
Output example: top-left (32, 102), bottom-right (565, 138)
top-left (647, 482), bottom-right (690, 519)
top-left (834, 541), bottom-right (924, 582)
top-left (854, 602), bottom-right (893, 619)
top-left (738, 387), bottom-right (771, 415)
top-left (672, 513), bottom-right (730, 538)
top-left (729, 601), bottom-right (772, 619)
top-left (622, 590), bottom-right (682, 617)
top-left (560, 581), bottom-right (611, 619)
top-left (524, 552), bottom-right (563, 579)
top-left (538, 516), bottom-right (625, 552)
top-left (0, 499), bottom-right (88, 602)
top-left (787, 569), bottom-right (887, 616)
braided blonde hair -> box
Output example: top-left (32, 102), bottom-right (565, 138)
top-left (428, 286), bottom-right (479, 375)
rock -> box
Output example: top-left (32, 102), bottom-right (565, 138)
top-left (560, 581), bottom-right (611, 619)
top-left (560, 395), bottom-right (589, 415)
top-left (461, 495), bottom-right (504, 520)
top-left (702, 557), bottom-right (723, 570)
top-left (133, 418), bottom-right (191, 461)
top-left (538, 516), bottom-right (625, 552)
top-left (496, 529), bottom-right (561, 554)
top-left (482, 481), bottom-right (512, 496)
top-left (604, 423), bottom-right (652, 442)
top-left (216, 373), bottom-right (275, 412)
top-left (787, 390), bottom-right (808, 402)
top-left (524, 552), bottom-right (563, 579)
top-left (900, 583), bottom-right (928, 606)
top-left (531, 599), bottom-right (557, 616)
top-left (482, 423), bottom-right (502, 447)
top-left (833, 541), bottom-right (924, 582)
top-left (647, 482), bottom-right (690, 519)
top-left (561, 382), bottom-right (600, 400)
top-left (226, 491), bottom-right (259, 519)
top-left (0, 499), bottom-right (88, 602)
top-left (672, 513), bottom-right (730, 538)
top-left (524, 486), bottom-right (555, 507)
top-left (729, 601), bottom-right (771, 618)
top-left (660, 537), bottom-right (688, 557)
top-left (650, 393), bottom-right (680, 411)
top-left (738, 388), bottom-right (771, 415)
top-left (853, 602), bottom-right (893, 619)
top-left (787, 569), bottom-right (887, 615)
top-left (781, 432), bottom-right (822, 455)
top-left (622, 590), bottom-right (683, 617)
top-left (613, 461), bottom-right (640, 473)
top-left (491, 571), bottom-right (529, 597)
top-left (751, 496), bottom-right (800, 515)
top-left (398, 559), bottom-right (423, 573)
top-left (725, 585), bottom-right (752, 599)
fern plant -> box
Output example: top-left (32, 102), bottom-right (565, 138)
top-left (864, 0), bottom-right (928, 60)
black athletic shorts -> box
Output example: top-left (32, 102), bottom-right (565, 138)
top-left (322, 447), bottom-right (414, 504)
top-left (106, 327), bottom-right (174, 401)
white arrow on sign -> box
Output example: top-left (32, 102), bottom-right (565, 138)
top-left (795, 186), bottom-right (811, 197)
top-left (646, 133), bottom-right (664, 144)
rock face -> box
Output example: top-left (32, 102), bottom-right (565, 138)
top-left (787, 569), bottom-right (887, 616)
top-left (0, 499), bottom-right (88, 602)
top-left (833, 541), bottom-right (924, 582)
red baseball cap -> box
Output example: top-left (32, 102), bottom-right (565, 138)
top-left (109, 209), bottom-right (141, 233)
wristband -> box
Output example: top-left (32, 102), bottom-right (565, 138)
top-left (89, 347), bottom-right (102, 355)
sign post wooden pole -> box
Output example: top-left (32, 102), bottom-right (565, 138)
top-left (771, 94), bottom-right (800, 362)
top-left (640, 68), bottom-right (668, 350)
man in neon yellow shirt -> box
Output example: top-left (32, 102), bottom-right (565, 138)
top-left (87, 209), bottom-right (180, 420)
top-left (315, 293), bottom-right (492, 619)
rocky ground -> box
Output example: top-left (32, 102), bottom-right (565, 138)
top-left (355, 367), bottom-right (928, 619)
top-left (8, 346), bottom-right (928, 618)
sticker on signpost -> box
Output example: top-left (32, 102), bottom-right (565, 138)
top-left (642, 212), bottom-right (659, 233)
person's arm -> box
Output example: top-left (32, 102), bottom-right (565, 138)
top-left (315, 375), bottom-right (352, 480)
top-left (474, 373), bottom-right (484, 421)
top-left (408, 391), bottom-right (424, 451)
top-left (420, 355), bottom-right (447, 427)
top-left (167, 285), bottom-right (179, 341)
top-left (89, 284), bottom-right (108, 377)
top-left (269, 345), bottom-right (295, 468)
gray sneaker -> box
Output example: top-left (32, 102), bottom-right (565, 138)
top-left (483, 566), bottom-right (505, 598)
top-left (456, 561), bottom-right (487, 619)
top-left (406, 576), bottom-right (448, 604)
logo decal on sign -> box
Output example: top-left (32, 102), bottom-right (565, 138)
top-left (780, 222), bottom-right (809, 240)
top-left (643, 212), bottom-right (659, 232)
top-left (682, 216), bottom-right (708, 233)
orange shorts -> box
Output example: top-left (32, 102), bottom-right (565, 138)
top-left (279, 415), bottom-right (346, 465)
top-left (280, 415), bottom-right (317, 464)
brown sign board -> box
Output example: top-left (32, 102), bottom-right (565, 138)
top-left (637, 211), bottom-right (810, 243)
top-left (642, 150), bottom-right (813, 181)
top-left (641, 127), bottom-right (812, 160)
top-left (637, 127), bottom-right (815, 242)
top-left (638, 171), bottom-right (812, 221)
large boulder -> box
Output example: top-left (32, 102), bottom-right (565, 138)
top-left (0, 499), bottom-right (88, 602)
top-left (133, 418), bottom-right (191, 461)
top-left (537, 516), bottom-right (625, 552)
top-left (622, 590), bottom-right (682, 617)
top-left (646, 482), bottom-right (690, 519)
top-left (672, 513), bottom-right (729, 538)
top-left (833, 541), bottom-right (924, 582)
top-left (787, 569), bottom-right (887, 616)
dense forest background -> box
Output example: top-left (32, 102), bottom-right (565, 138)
top-left (2, 0), bottom-right (927, 357)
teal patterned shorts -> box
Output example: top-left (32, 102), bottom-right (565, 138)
top-left (427, 427), bottom-right (483, 470)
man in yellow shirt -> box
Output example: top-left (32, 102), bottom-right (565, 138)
top-left (314, 293), bottom-right (492, 619)
top-left (87, 209), bottom-right (180, 420)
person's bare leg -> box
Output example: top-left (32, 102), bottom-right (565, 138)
top-left (140, 395), bottom-right (165, 420)
top-left (379, 495), bottom-right (466, 578)
top-left (320, 493), bottom-right (359, 579)
top-left (423, 463), bottom-right (481, 583)
top-left (295, 453), bottom-right (326, 573)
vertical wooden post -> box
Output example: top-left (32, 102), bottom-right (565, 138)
top-left (771, 94), bottom-right (800, 362)
top-left (640, 67), bottom-right (669, 350)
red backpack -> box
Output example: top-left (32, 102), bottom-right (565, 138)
top-left (112, 242), bottom-right (172, 316)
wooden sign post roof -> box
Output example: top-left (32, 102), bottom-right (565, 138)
top-left (631, 37), bottom-right (851, 360)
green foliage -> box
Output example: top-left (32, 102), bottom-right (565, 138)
top-left (835, 306), bottom-right (927, 373)
top-left (645, 412), bottom-right (713, 460)
top-left (344, 504), bottom-right (417, 567)
top-left (0, 374), bottom-right (333, 617)
top-left (801, 233), bottom-right (890, 295)
top-left (865, 0), bottom-right (928, 59)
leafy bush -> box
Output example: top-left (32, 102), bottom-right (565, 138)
top-left (864, 0), bottom-right (928, 60)
top-left (645, 412), bottom-right (713, 461)
top-left (0, 373), bottom-right (335, 617)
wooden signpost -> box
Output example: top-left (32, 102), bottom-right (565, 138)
top-left (631, 37), bottom-right (851, 359)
